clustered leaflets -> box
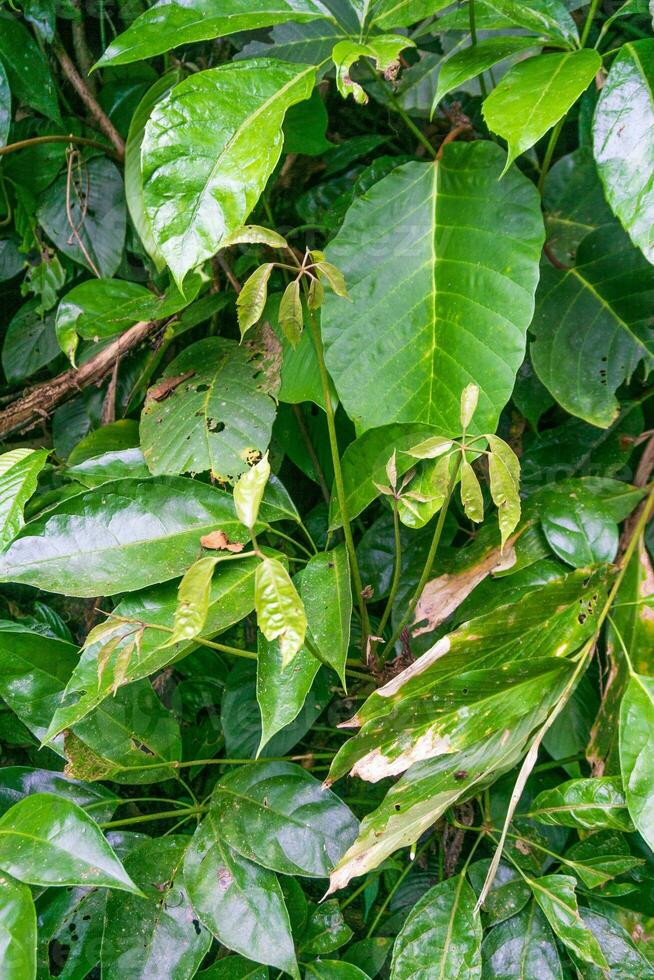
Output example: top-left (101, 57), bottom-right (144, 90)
top-left (0, 0), bottom-right (653, 977)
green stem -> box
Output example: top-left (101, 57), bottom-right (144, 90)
top-left (580, 0), bottom-right (602, 47)
top-left (266, 526), bottom-right (314, 559)
top-left (381, 456), bottom-right (461, 658)
top-left (362, 61), bottom-right (436, 159)
top-left (537, 116), bottom-right (565, 195)
top-left (366, 839), bottom-right (432, 938)
top-left (377, 498), bottom-right (402, 638)
top-left (304, 635), bottom-right (371, 683)
top-left (469, 0), bottom-right (488, 97)
top-left (305, 304), bottom-right (371, 647)
top-left (101, 806), bottom-right (208, 829)
top-left (0, 133), bottom-right (121, 161)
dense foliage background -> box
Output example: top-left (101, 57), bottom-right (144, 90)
top-left (0, 0), bottom-right (653, 976)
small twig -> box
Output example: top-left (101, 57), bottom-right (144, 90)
top-left (543, 242), bottom-right (572, 270)
top-left (65, 146), bottom-right (101, 277)
top-left (292, 404), bottom-right (331, 505)
top-left (0, 134), bottom-right (120, 161)
top-left (52, 36), bottom-right (125, 159)
top-left (436, 120), bottom-right (472, 159)
top-left (216, 253), bottom-right (242, 294)
top-left (101, 357), bottom-right (120, 425)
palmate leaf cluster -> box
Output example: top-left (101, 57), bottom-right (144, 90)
top-left (0, 0), bottom-right (653, 977)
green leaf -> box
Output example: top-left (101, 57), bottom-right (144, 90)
top-left (487, 435), bottom-right (521, 549)
top-left (540, 493), bottom-right (619, 567)
top-left (543, 146), bottom-right (615, 265)
top-left (165, 555), bottom-right (224, 646)
top-left (564, 831), bottom-right (643, 889)
top-left (140, 336), bottom-right (279, 482)
top-left (300, 900), bottom-right (352, 954)
top-left (0, 449), bottom-right (48, 550)
top-left (483, 50), bottom-right (601, 168)
top-left (528, 874), bottom-right (608, 969)
top-left (198, 959), bottom-right (269, 980)
top-left (141, 60), bottom-right (316, 287)
top-left (256, 634), bottom-right (321, 753)
top-left (300, 545), bottom-right (351, 685)
top-left (372, 0), bottom-right (451, 29)
top-left (322, 142), bottom-right (543, 434)
top-left (436, 0), bottom-right (578, 49)
top-left (332, 35), bottom-right (413, 103)
top-left (0, 766), bottom-right (116, 822)
top-left (530, 224), bottom-right (654, 427)
top-left (238, 264), bottom-right (275, 338)
top-left (210, 761), bottom-right (358, 877)
top-left (327, 569), bottom-right (608, 785)
top-left (528, 777), bottom-right (633, 831)
top-left (460, 460), bottom-right (484, 523)
top-left (37, 158), bottom-right (126, 278)
top-left (279, 279), bottom-right (304, 347)
top-left (481, 901), bottom-right (563, 978)
top-left (43, 559), bottom-right (258, 739)
top-left (0, 477), bottom-right (253, 597)
top-left (431, 36), bottom-right (541, 115)
top-left (0, 874), bottom-right (36, 980)
top-left (102, 836), bottom-right (210, 979)
top-left (305, 963), bottom-right (370, 979)
top-left (580, 908), bottom-right (654, 978)
top-left (235, 453), bottom-right (271, 529)
top-left (593, 39), bottom-right (654, 263)
top-left (397, 453), bottom-right (453, 530)
top-left (96, 0), bottom-right (332, 67)
top-left (184, 813), bottom-right (297, 976)
top-left (2, 300), bottom-right (60, 382)
top-left (0, 793), bottom-right (140, 894)
top-left (390, 874), bottom-right (481, 978)
top-left (125, 70), bottom-right (181, 271)
top-left (255, 557), bottom-right (307, 667)
top-left (467, 859), bottom-right (530, 927)
top-left (68, 448), bottom-right (151, 488)
top-left (0, 59), bottom-right (9, 149)
top-left (620, 673), bottom-right (654, 851)
top-left (55, 276), bottom-right (194, 366)
top-left (0, 13), bottom-right (59, 121)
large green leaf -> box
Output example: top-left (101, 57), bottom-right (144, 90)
top-left (44, 559), bottom-right (258, 740)
top-left (102, 836), bottom-right (211, 979)
top-left (0, 449), bottom-right (48, 550)
top-left (436, 0), bottom-right (578, 48)
top-left (0, 794), bottom-right (139, 893)
top-left (543, 147), bottom-right (615, 265)
top-left (300, 545), bottom-right (351, 684)
top-left (481, 902), bottom-right (562, 978)
top-left (0, 477), bottom-right (254, 596)
top-left (483, 50), bottom-right (601, 168)
top-left (96, 0), bottom-right (332, 67)
top-left (210, 762), bottom-right (358, 877)
top-left (327, 569), bottom-right (609, 785)
top-left (0, 874), bottom-right (36, 980)
top-left (528, 874), bottom-right (608, 969)
top-left (255, 557), bottom-right (307, 667)
top-left (184, 812), bottom-right (297, 975)
top-left (390, 874), bottom-right (482, 978)
top-left (564, 831), bottom-right (642, 889)
top-left (620, 673), bottom-right (654, 851)
top-left (0, 767), bottom-right (116, 822)
top-left (371, 0), bottom-right (451, 29)
top-left (37, 159), bottom-right (126, 278)
top-left (2, 300), bottom-right (60, 382)
top-left (300, 900), bottom-right (352, 954)
top-left (593, 39), bottom-right (654, 263)
top-left (431, 36), bottom-right (541, 113)
top-left (528, 777), bottom-right (633, 831)
top-left (540, 491), bottom-right (619, 567)
top-left (142, 60), bottom-right (316, 287)
top-left (0, 13), bottom-right (59, 121)
top-left (140, 337), bottom-right (278, 481)
top-left (256, 635), bottom-right (322, 752)
top-left (322, 142), bottom-right (543, 434)
top-left (580, 908), bottom-right (654, 978)
top-left (531, 224), bottom-right (654, 427)
top-left (467, 860), bottom-right (530, 927)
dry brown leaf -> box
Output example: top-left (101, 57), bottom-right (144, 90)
top-left (200, 529), bottom-right (245, 553)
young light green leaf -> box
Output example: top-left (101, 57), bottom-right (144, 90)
top-left (487, 434), bottom-right (521, 550)
top-left (332, 35), bottom-right (414, 104)
top-left (431, 36), bottom-right (542, 115)
top-left (593, 39), bottom-right (654, 263)
top-left (315, 260), bottom-right (349, 298)
top-left (460, 460), bottom-right (484, 523)
top-left (397, 452), bottom-right (452, 530)
top-left (142, 61), bottom-right (316, 288)
top-left (164, 556), bottom-right (222, 647)
top-left (0, 873), bottom-right (36, 980)
top-left (184, 813), bottom-right (297, 976)
top-left (278, 279), bottom-right (303, 348)
top-left (0, 448), bottom-right (48, 551)
top-left (300, 545), bottom-right (352, 685)
top-left (222, 225), bottom-right (288, 249)
top-left (255, 557), bottom-right (307, 667)
top-left (403, 436), bottom-right (453, 460)
top-left (390, 874), bottom-right (482, 979)
top-left (460, 383), bottom-right (480, 430)
top-left (483, 50), bottom-right (601, 169)
top-left (238, 264), bottom-right (275, 339)
top-left (528, 777), bottom-right (633, 831)
top-left (0, 794), bottom-right (140, 894)
top-left (528, 874), bottom-right (609, 969)
top-left (234, 452), bottom-right (271, 529)
top-left (620, 673), bottom-right (654, 851)
top-left (256, 635), bottom-right (321, 754)
top-left (481, 902), bottom-right (563, 979)
top-left (300, 900), bottom-right (352, 955)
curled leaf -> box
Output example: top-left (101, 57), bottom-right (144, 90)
top-left (234, 452), bottom-right (271, 529)
top-left (255, 556), bottom-right (307, 667)
top-left (237, 263), bottom-right (274, 339)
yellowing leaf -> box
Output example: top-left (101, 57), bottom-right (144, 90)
top-left (163, 555), bottom-right (221, 647)
top-left (255, 556), bottom-right (307, 667)
top-left (237, 263), bottom-right (274, 339)
top-left (487, 434), bottom-right (521, 549)
top-left (460, 460), bottom-right (484, 523)
top-left (460, 383), bottom-right (480, 430)
top-left (279, 279), bottom-right (303, 348)
top-left (234, 452), bottom-right (271, 529)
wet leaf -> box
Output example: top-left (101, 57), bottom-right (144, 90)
top-left (255, 557), bottom-right (307, 667)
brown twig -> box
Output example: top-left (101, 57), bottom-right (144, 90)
top-left (436, 120), bottom-right (472, 160)
top-left (543, 242), bottom-right (572, 271)
top-left (0, 319), bottom-right (168, 441)
top-left (52, 36), bottom-right (125, 159)
top-left (65, 147), bottom-right (101, 277)
top-left (0, 134), bottom-right (121, 161)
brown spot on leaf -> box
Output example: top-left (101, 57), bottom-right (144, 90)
top-left (200, 530), bottom-right (245, 552)
top-left (146, 370), bottom-right (195, 402)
